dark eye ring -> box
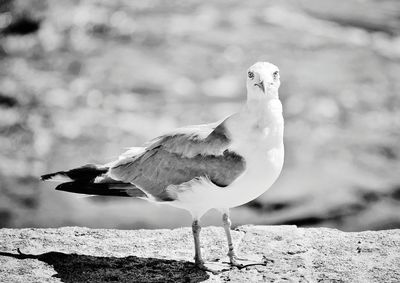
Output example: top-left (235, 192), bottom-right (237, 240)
top-left (273, 71), bottom-right (279, 79)
top-left (248, 71), bottom-right (254, 79)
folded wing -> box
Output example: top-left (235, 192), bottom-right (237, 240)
top-left (110, 121), bottom-right (246, 201)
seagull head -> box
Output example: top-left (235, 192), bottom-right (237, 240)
top-left (246, 62), bottom-right (280, 99)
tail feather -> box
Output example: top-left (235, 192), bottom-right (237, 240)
top-left (40, 172), bottom-right (73, 182)
top-left (41, 164), bottom-right (146, 198)
top-left (55, 182), bottom-right (147, 198)
top-left (41, 164), bottom-right (108, 182)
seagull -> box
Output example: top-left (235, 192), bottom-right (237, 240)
top-left (41, 61), bottom-right (284, 272)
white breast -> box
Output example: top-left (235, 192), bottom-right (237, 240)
top-left (221, 143), bottom-right (284, 208)
top-left (214, 98), bottom-right (284, 207)
top-left (167, 98), bottom-right (285, 217)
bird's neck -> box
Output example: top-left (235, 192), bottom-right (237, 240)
top-left (246, 87), bottom-right (279, 103)
top-left (225, 91), bottom-right (283, 154)
top-left (244, 90), bottom-right (282, 128)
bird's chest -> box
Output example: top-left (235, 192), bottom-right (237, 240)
top-left (222, 108), bottom-right (284, 205)
top-left (229, 112), bottom-right (284, 153)
top-left (217, 143), bottom-right (284, 208)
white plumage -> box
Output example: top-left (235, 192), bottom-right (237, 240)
top-left (41, 61), bottom-right (284, 272)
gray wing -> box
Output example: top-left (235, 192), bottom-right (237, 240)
top-left (109, 121), bottom-right (246, 201)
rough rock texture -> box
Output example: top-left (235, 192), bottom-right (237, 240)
top-left (0, 225), bottom-right (399, 282)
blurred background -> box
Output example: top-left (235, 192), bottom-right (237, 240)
top-left (0, 0), bottom-right (399, 232)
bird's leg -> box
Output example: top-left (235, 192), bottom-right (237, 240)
top-left (192, 219), bottom-right (204, 266)
top-left (192, 219), bottom-right (222, 274)
top-left (222, 211), bottom-right (241, 266)
top-left (222, 211), bottom-right (272, 269)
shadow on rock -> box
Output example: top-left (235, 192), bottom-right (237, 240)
top-left (0, 250), bottom-right (209, 283)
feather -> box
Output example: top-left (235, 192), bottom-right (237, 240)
top-left (55, 182), bottom-right (147, 198)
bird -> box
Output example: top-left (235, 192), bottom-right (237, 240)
top-left (41, 61), bottom-right (284, 272)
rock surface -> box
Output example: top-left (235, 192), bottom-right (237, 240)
top-left (0, 225), bottom-right (399, 282)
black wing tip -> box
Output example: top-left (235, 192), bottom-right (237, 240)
top-left (40, 164), bottom-right (108, 182)
top-left (40, 173), bottom-right (57, 181)
top-left (55, 181), bottom-right (143, 197)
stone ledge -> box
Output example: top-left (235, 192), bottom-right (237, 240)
top-left (0, 226), bottom-right (399, 282)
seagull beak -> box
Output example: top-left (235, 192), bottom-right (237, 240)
top-left (255, 81), bottom-right (265, 93)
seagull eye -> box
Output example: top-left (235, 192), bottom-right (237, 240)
top-left (273, 71), bottom-right (279, 80)
top-left (248, 71), bottom-right (254, 80)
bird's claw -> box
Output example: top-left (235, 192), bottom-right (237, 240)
top-left (193, 255), bottom-right (274, 273)
top-left (230, 258), bottom-right (245, 269)
top-left (228, 254), bottom-right (274, 270)
top-left (194, 260), bottom-right (229, 275)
